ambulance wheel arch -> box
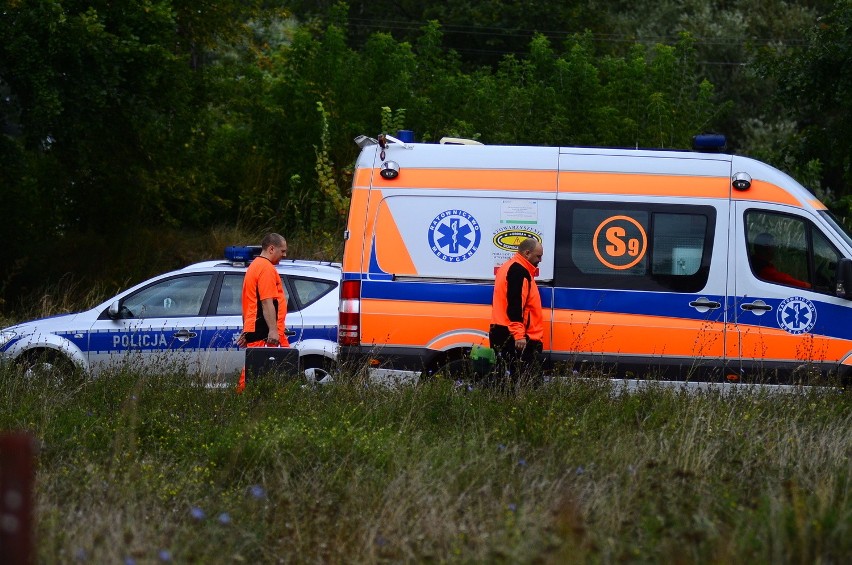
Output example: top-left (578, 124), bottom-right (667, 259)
top-left (422, 329), bottom-right (490, 378)
top-left (835, 353), bottom-right (852, 387)
top-left (425, 347), bottom-right (474, 379)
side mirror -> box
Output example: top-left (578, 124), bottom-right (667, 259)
top-left (836, 258), bottom-right (852, 299)
top-left (108, 300), bottom-right (121, 319)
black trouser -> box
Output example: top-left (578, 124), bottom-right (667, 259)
top-left (488, 324), bottom-right (543, 384)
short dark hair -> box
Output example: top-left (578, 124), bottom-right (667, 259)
top-left (754, 232), bottom-right (774, 248)
top-left (261, 233), bottom-right (286, 248)
top-left (517, 238), bottom-right (539, 254)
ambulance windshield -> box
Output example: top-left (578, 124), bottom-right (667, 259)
top-left (819, 210), bottom-right (852, 250)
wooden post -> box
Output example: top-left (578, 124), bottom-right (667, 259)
top-left (0, 432), bottom-right (36, 565)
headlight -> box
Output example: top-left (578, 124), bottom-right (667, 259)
top-left (0, 330), bottom-right (17, 349)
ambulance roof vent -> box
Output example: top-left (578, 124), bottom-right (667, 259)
top-left (354, 135), bottom-right (378, 148)
top-left (439, 137), bottom-right (484, 145)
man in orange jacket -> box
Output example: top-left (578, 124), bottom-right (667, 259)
top-left (235, 232), bottom-right (289, 393)
top-left (489, 237), bottom-right (544, 382)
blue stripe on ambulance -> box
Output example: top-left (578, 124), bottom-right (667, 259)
top-left (361, 280), bottom-right (509, 306)
top-left (553, 288), bottom-right (725, 322)
top-left (731, 296), bottom-right (852, 340)
top-left (359, 279), bottom-right (852, 342)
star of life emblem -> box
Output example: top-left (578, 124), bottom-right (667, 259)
top-left (428, 209), bottom-right (481, 262)
top-left (776, 296), bottom-right (817, 335)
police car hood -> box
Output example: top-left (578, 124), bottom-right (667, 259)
top-left (2, 311), bottom-right (88, 337)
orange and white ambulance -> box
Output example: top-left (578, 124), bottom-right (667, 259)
top-left (338, 133), bottom-right (852, 385)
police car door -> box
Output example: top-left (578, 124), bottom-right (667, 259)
top-left (730, 202), bottom-right (844, 382)
top-left (88, 273), bottom-right (214, 374)
top-left (201, 273), bottom-right (303, 379)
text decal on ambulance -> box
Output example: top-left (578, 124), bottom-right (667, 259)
top-left (492, 228), bottom-right (542, 252)
top-left (428, 209), bottom-right (481, 262)
top-left (593, 215), bottom-right (648, 270)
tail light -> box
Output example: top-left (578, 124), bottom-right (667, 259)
top-left (339, 280), bottom-right (361, 346)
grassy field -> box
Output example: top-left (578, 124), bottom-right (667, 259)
top-left (0, 365), bottom-right (849, 564)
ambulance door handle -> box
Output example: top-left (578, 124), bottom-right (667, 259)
top-left (688, 297), bottom-right (721, 313)
top-left (740, 300), bottom-right (772, 314)
top-left (173, 329), bottom-right (198, 342)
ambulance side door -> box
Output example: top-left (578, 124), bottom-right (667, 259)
top-left (729, 202), bottom-right (847, 382)
top-left (552, 198), bottom-right (730, 379)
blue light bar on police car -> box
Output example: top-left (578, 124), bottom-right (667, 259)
top-left (692, 133), bottom-right (727, 152)
top-left (225, 245), bottom-right (262, 262)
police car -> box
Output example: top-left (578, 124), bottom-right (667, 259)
top-left (0, 246), bottom-right (341, 383)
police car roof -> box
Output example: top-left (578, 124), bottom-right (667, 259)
top-left (182, 259), bottom-right (342, 275)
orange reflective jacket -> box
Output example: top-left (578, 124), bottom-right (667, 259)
top-left (491, 253), bottom-right (543, 341)
top-left (241, 256), bottom-right (287, 343)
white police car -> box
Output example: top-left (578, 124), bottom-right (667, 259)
top-left (0, 246), bottom-right (340, 383)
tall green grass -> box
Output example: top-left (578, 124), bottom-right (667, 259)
top-left (0, 366), bottom-right (848, 563)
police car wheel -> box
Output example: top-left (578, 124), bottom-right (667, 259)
top-left (18, 349), bottom-right (79, 384)
top-left (300, 355), bottom-right (335, 384)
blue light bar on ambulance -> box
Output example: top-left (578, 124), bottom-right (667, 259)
top-left (396, 129), bottom-right (415, 143)
top-left (692, 133), bottom-right (727, 152)
top-left (225, 245), bottom-right (261, 263)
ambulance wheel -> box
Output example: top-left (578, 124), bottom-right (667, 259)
top-left (430, 353), bottom-right (482, 384)
top-left (17, 349), bottom-right (81, 385)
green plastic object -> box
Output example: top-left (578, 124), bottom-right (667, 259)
top-left (470, 345), bottom-right (496, 378)
top-left (470, 345), bottom-right (495, 362)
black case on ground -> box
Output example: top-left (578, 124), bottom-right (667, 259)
top-left (245, 347), bottom-right (300, 379)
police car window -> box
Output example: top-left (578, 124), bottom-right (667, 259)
top-left (216, 274), bottom-right (296, 314)
top-left (555, 202), bottom-right (715, 292)
top-left (215, 274), bottom-right (244, 316)
top-left (122, 274), bottom-right (214, 318)
top-left (290, 277), bottom-right (336, 309)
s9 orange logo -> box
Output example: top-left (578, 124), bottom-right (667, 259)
top-left (593, 215), bottom-right (648, 270)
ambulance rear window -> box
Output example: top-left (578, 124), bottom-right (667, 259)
top-left (554, 202), bottom-right (715, 292)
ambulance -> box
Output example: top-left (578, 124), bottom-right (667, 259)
top-left (338, 133), bottom-right (852, 385)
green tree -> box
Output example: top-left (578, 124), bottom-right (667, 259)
top-left (763, 0), bottom-right (852, 203)
top-left (0, 0), bottom-right (267, 300)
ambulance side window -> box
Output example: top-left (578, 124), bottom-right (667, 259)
top-left (554, 202), bottom-right (715, 292)
top-left (745, 210), bottom-right (841, 293)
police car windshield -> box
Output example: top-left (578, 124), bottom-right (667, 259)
top-left (819, 210), bottom-right (852, 249)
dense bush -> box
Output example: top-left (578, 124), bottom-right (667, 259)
top-left (3, 2), bottom-right (851, 312)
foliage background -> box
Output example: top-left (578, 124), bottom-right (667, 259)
top-left (1, 0), bottom-right (850, 313)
